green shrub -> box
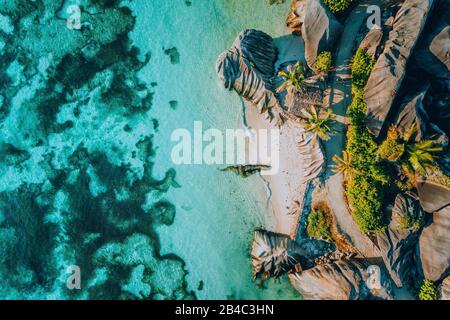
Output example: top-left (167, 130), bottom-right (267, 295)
top-left (314, 51), bottom-right (333, 74)
top-left (346, 171), bottom-right (387, 233)
top-left (323, 0), bottom-right (354, 14)
top-left (378, 138), bottom-right (405, 162)
top-left (307, 209), bottom-right (332, 242)
top-left (398, 215), bottom-right (424, 231)
top-left (343, 48), bottom-right (389, 233)
top-left (418, 280), bottom-right (437, 300)
top-left (352, 48), bottom-right (375, 90)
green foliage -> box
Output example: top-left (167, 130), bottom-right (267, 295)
top-left (378, 124), bottom-right (444, 177)
top-left (398, 215), bottom-right (424, 231)
top-left (314, 51), bottom-right (333, 74)
top-left (276, 61), bottom-right (305, 96)
top-left (343, 48), bottom-right (389, 233)
top-left (346, 174), bottom-right (387, 233)
top-left (418, 280), bottom-right (437, 300)
top-left (332, 151), bottom-right (354, 177)
top-left (352, 49), bottom-right (375, 90)
top-left (301, 106), bottom-right (337, 142)
top-left (323, 0), bottom-right (354, 14)
top-left (378, 139), bottom-right (405, 162)
top-left (307, 209), bottom-right (332, 242)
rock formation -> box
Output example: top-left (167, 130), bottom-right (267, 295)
top-left (288, 259), bottom-right (395, 300)
top-left (412, 0), bottom-right (450, 80)
top-left (216, 29), bottom-right (285, 124)
top-left (251, 230), bottom-right (312, 279)
top-left (438, 276), bottom-right (450, 300)
top-left (286, 0), bottom-right (343, 70)
top-left (364, 0), bottom-right (435, 137)
top-left (419, 206), bottom-right (450, 281)
top-left (377, 194), bottom-right (424, 287)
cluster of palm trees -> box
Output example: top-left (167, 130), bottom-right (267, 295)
top-left (332, 123), bottom-right (443, 182)
top-left (276, 61), bottom-right (337, 143)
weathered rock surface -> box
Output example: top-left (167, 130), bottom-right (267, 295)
top-left (286, 0), bottom-right (343, 70)
top-left (289, 259), bottom-right (395, 300)
top-left (251, 230), bottom-right (312, 279)
top-left (416, 181), bottom-right (450, 213)
top-left (359, 28), bottom-right (384, 57)
top-left (365, 0), bottom-right (435, 137)
top-left (413, 0), bottom-right (450, 79)
top-left (419, 206), bottom-right (450, 281)
top-left (438, 276), bottom-right (450, 300)
top-left (377, 194), bottom-right (424, 288)
top-left (216, 29), bottom-right (284, 123)
top-left (395, 86), bottom-right (431, 141)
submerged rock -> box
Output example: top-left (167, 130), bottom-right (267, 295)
top-left (365, 0), bottom-right (435, 137)
top-left (419, 206), bottom-right (450, 282)
top-left (251, 229), bottom-right (312, 279)
top-left (216, 29), bottom-right (284, 124)
top-left (288, 259), bottom-right (395, 300)
top-left (377, 194), bottom-right (424, 288)
top-left (286, 0), bottom-right (343, 70)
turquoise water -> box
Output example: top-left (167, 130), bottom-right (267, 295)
top-left (125, 0), bottom-right (300, 299)
top-left (0, 0), bottom-right (300, 299)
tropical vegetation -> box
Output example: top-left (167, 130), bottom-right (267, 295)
top-left (307, 209), bottom-right (332, 242)
top-left (378, 124), bottom-right (443, 177)
top-left (344, 48), bottom-right (389, 233)
top-left (314, 51), bottom-right (333, 75)
top-left (276, 62), bottom-right (306, 97)
top-left (418, 279), bottom-right (437, 300)
top-left (301, 106), bottom-right (337, 142)
top-left (324, 0), bottom-right (354, 14)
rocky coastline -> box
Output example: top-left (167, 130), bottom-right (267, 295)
top-left (216, 0), bottom-right (450, 300)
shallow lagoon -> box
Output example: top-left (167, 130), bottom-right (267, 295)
top-left (126, 0), bottom-right (301, 299)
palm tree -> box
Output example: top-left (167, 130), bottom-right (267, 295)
top-left (300, 106), bottom-right (336, 142)
top-left (276, 62), bottom-right (305, 97)
top-left (403, 139), bottom-right (443, 176)
top-left (332, 151), bottom-right (355, 178)
top-left (383, 123), bottom-right (443, 177)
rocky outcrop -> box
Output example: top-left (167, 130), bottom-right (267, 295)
top-left (286, 0), bottom-right (343, 70)
top-left (364, 0), bottom-right (435, 137)
top-left (395, 87), bottom-right (430, 141)
top-left (297, 130), bottom-right (325, 183)
top-left (416, 181), bottom-right (450, 213)
top-left (419, 206), bottom-right (450, 281)
top-left (216, 29), bottom-right (284, 124)
top-left (251, 230), bottom-right (312, 279)
top-left (359, 28), bottom-right (384, 57)
top-left (412, 0), bottom-right (450, 80)
top-left (438, 276), bottom-right (450, 300)
top-left (288, 259), bottom-right (394, 300)
top-left (377, 194), bottom-right (424, 288)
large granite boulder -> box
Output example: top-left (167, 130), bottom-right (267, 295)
top-left (216, 29), bottom-right (284, 123)
top-left (412, 0), bottom-right (450, 79)
top-left (438, 276), bottom-right (450, 300)
top-left (395, 84), bottom-right (448, 145)
top-left (365, 0), bottom-right (435, 137)
top-left (419, 206), bottom-right (450, 281)
top-left (286, 0), bottom-right (343, 70)
top-left (251, 230), bottom-right (312, 279)
top-left (288, 259), bottom-right (395, 300)
top-left (416, 181), bottom-right (450, 213)
top-left (377, 194), bottom-right (424, 288)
